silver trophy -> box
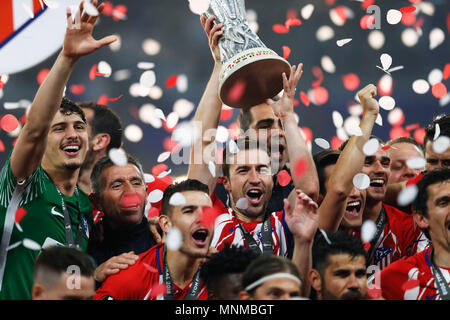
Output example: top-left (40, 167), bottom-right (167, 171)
top-left (203, 0), bottom-right (291, 108)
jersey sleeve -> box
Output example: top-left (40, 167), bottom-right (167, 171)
top-left (92, 268), bottom-right (143, 300)
top-left (380, 258), bottom-right (414, 300)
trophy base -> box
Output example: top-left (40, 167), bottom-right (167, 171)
top-left (219, 48), bottom-right (291, 109)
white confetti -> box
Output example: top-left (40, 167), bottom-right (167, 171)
top-left (113, 69), bottom-right (131, 81)
top-left (23, 238), bottom-right (41, 251)
top-left (137, 62), bottom-right (155, 70)
top-left (148, 189), bottom-right (164, 203)
top-left (157, 151), bottom-right (171, 163)
top-left (380, 53), bottom-right (392, 71)
top-left (83, 1), bottom-right (99, 16)
top-left (166, 112), bottom-right (179, 129)
top-left (315, 138), bottom-right (330, 149)
top-left (368, 30), bottom-right (385, 50)
top-left (332, 111), bottom-right (344, 128)
top-left (176, 74), bottom-right (188, 93)
top-left (208, 161), bottom-right (216, 177)
top-left (434, 124), bottom-right (441, 141)
top-left (378, 96), bottom-right (396, 111)
top-left (189, 0), bottom-right (209, 15)
top-left (401, 28), bottom-right (419, 47)
top-left (321, 55), bottom-right (336, 74)
top-left (336, 38), bottom-right (352, 47)
top-left (157, 169), bottom-right (172, 179)
top-left (361, 220), bottom-right (377, 242)
top-left (172, 121), bottom-right (199, 147)
top-left (429, 28), bottom-right (445, 50)
top-left (144, 174), bottom-right (155, 183)
top-left (316, 25), bottom-right (335, 42)
top-left (166, 227), bottom-right (183, 250)
top-left (108, 148), bottom-right (128, 166)
top-left (412, 79), bottom-right (430, 94)
top-left (386, 9), bottom-right (402, 25)
top-left (386, 66), bottom-right (404, 73)
top-left (173, 99), bottom-right (195, 119)
top-left (154, 108), bottom-right (166, 121)
top-left (228, 139), bottom-right (240, 154)
top-left (98, 61), bottom-right (112, 77)
top-left (124, 124), bottom-right (143, 143)
top-left (363, 138), bottom-right (380, 156)
top-left (432, 136), bottom-right (450, 154)
top-left (169, 192), bottom-right (187, 206)
top-left (142, 39), bottom-right (161, 56)
top-left (236, 198), bottom-right (249, 210)
top-left (353, 173), bottom-right (371, 190)
top-left (397, 185), bottom-right (419, 207)
top-left (428, 69), bottom-right (443, 86)
top-left (140, 70), bottom-right (156, 88)
top-left (406, 157), bottom-right (426, 170)
top-left (301, 4), bottom-right (314, 20)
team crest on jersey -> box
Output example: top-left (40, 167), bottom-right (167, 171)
top-left (374, 247), bottom-right (393, 264)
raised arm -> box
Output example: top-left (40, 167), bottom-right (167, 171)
top-left (318, 84), bottom-right (379, 232)
top-left (187, 15), bottom-right (224, 194)
top-left (10, 0), bottom-right (117, 181)
top-left (266, 66), bottom-right (319, 202)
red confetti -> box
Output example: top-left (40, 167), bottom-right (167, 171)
top-left (200, 207), bottom-right (219, 227)
top-left (162, 120), bottom-right (176, 134)
top-left (363, 241), bottom-right (371, 253)
top-left (282, 46), bottom-right (291, 59)
top-left (143, 263), bottom-right (159, 273)
top-left (301, 127), bottom-right (313, 143)
top-left (89, 64), bottom-right (98, 80)
top-left (381, 145), bottom-right (391, 151)
top-left (220, 108), bottom-right (233, 121)
top-left (228, 122), bottom-right (240, 140)
top-left (360, 15), bottom-right (375, 30)
top-left (401, 12), bottom-right (416, 26)
top-left (101, 1), bottom-right (114, 16)
top-left (293, 99), bottom-right (299, 107)
top-left (95, 72), bottom-right (107, 77)
top-left (325, 0), bottom-right (336, 6)
top-left (431, 82), bottom-right (447, 99)
top-left (405, 123), bottom-right (420, 132)
top-left (152, 164), bottom-right (168, 176)
top-left (277, 169), bottom-right (292, 187)
top-left (299, 91), bottom-right (310, 107)
top-left (148, 283), bottom-right (167, 299)
top-left (390, 126), bottom-right (410, 140)
top-left (15, 207), bottom-right (27, 224)
top-left (37, 69), bottom-right (50, 85)
top-left (342, 73), bottom-right (360, 91)
top-left (0, 139), bottom-right (4, 152)
top-left (401, 279), bottom-right (420, 291)
top-left (443, 64), bottom-right (450, 81)
top-left (0, 80), bottom-right (4, 90)
top-left (163, 137), bottom-right (179, 152)
top-left (112, 5), bottom-right (127, 21)
top-left (227, 80), bottom-right (246, 103)
top-left (69, 84), bottom-right (85, 95)
top-left (165, 75), bottom-right (178, 89)
top-left (0, 114), bottom-right (19, 132)
top-left (414, 128), bottom-right (426, 145)
top-left (311, 66), bottom-right (324, 88)
top-left (272, 24), bottom-right (290, 34)
top-left (147, 207), bottom-right (160, 218)
top-left (408, 0), bottom-right (421, 3)
top-left (334, 6), bottom-right (347, 24)
top-left (361, 0), bottom-right (375, 10)
top-left (107, 94), bottom-right (124, 102)
top-left (413, 17), bottom-right (424, 29)
top-left (97, 94), bottom-right (109, 105)
top-left (400, 6), bottom-right (416, 13)
top-left (331, 136), bottom-right (343, 150)
top-left (311, 86), bottom-right (329, 105)
top-left (293, 158), bottom-right (308, 178)
top-left (285, 18), bottom-right (302, 28)
top-left (286, 9), bottom-right (298, 20)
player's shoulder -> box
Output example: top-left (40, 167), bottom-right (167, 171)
top-left (383, 248), bottom-right (426, 275)
top-left (383, 203), bottom-right (414, 222)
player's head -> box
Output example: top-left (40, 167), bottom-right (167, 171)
top-left (32, 246), bottom-right (96, 300)
top-left (238, 102), bottom-right (287, 172)
top-left (91, 154), bottom-right (147, 227)
top-left (309, 231), bottom-right (367, 300)
top-left (159, 179), bottom-right (213, 258)
top-left (412, 169), bottom-right (450, 248)
top-left (238, 255), bottom-right (302, 300)
top-left (222, 136), bottom-right (273, 222)
top-left (313, 149), bottom-right (366, 229)
top-left (423, 114), bottom-right (450, 172)
top-left (386, 137), bottom-right (424, 184)
top-left (78, 102), bottom-right (122, 170)
top-left (200, 245), bottom-right (259, 300)
top-left (42, 97), bottom-right (89, 172)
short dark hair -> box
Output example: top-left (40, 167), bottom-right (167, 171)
top-left (312, 231), bottom-right (367, 277)
top-left (424, 114), bottom-right (450, 149)
top-left (313, 149), bottom-right (341, 195)
top-left (338, 135), bottom-right (384, 151)
top-left (200, 245), bottom-right (259, 295)
top-left (222, 136), bottom-right (270, 178)
top-left (77, 101), bottom-right (122, 150)
top-left (60, 97), bottom-right (86, 124)
top-left (33, 246), bottom-right (96, 288)
top-left (241, 255), bottom-right (301, 294)
top-left (413, 169), bottom-right (450, 219)
top-left (91, 154), bottom-right (145, 197)
top-left (386, 137), bottom-right (424, 154)
top-left (238, 108), bottom-right (252, 132)
top-left (161, 179), bottom-right (209, 216)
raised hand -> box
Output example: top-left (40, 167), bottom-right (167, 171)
top-left (200, 15), bottom-right (224, 64)
top-left (63, 0), bottom-right (117, 60)
top-left (284, 189), bottom-right (318, 243)
top-left (266, 63), bottom-right (303, 120)
top-left (357, 84), bottom-right (379, 117)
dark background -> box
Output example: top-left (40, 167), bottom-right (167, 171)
top-left (0, 0), bottom-right (448, 179)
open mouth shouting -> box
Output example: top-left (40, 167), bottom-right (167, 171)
top-left (369, 176), bottom-right (387, 192)
top-left (61, 143), bottom-right (81, 157)
top-left (245, 187), bottom-right (265, 207)
top-left (191, 228), bottom-right (209, 248)
top-left (345, 200), bottom-right (362, 218)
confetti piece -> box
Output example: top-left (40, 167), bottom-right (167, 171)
top-left (189, 0), bottom-right (209, 15)
top-left (140, 70), bottom-right (156, 88)
top-left (315, 138), bottom-right (330, 149)
top-left (0, 114), bottom-right (19, 133)
top-left (200, 207), bottom-right (219, 227)
top-left (299, 91), bottom-right (310, 106)
top-left (386, 9), bottom-right (402, 25)
top-left (360, 14), bottom-right (375, 29)
top-left (176, 74), bottom-right (188, 93)
top-left (332, 111), bottom-right (343, 128)
top-left (167, 226), bottom-right (183, 251)
top-left (301, 4), bottom-right (314, 20)
top-left (108, 148), bottom-right (128, 166)
top-left (412, 79), bottom-right (430, 94)
top-left (321, 55), bottom-right (336, 74)
top-left (144, 174), bottom-right (156, 183)
top-left (236, 198), bottom-right (249, 210)
top-left (272, 24), bottom-right (290, 34)
top-left (443, 64), bottom-right (450, 81)
top-left (157, 169), bottom-right (171, 179)
top-left (84, 1), bottom-right (99, 16)
top-left (208, 161), bottom-right (216, 177)
top-left (397, 185), bottom-right (418, 206)
top-left (310, 87), bottom-right (329, 105)
top-left (228, 139), bottom-right (240, 154)
top-left (375, 113), bottom-right (383, 127)
top-left (413, 128), bottom-right (426, 145)
top-left (174, 99), bottom-right (195, 119)
top-left (89, 65), bottom-right (98, 80)
top-left (152, 164), bottom-right (169, 176)
top-left (428, 69), bottom-right (443, 86)
top-left (157, 151), bottom-right (171, 163)
top-left (368, 30), bottom-right (385, 50)
top-left (137, 62), bottom-right (155, 70)
top-left (363, 241), bottom-right (371, 253)
top-left (380, 53), bottom-right (392, 71)
top-left (399, 6), bottom-right (416, 14)
top-left (169, 192), bottom-right (187, 206)
top-left (37, 69), bottom-right (50, 85)
top-left (165, 75), bottom-right (178, 89)
top-left (342, 73), bottom-right (360, 91)
top-left (361, 220), bottom-right (377, 242)
top-left (277, 170), bottom-right (292, 187)
top-left (401, 12), bottom-right (416, 26)
top-left (293, 158), bottom-right (308, 178)
top-left (0, 140), bottom-right (5, 152)
top-left (432, 136), bottom-right (450, 154)
top-left (429, 28), bottom-right (445, 50)
top-left (23, 239), bottom-right (41, 251)
top-left (405, 123), bottom-right (420, 132)
top-left (142, 38), bottom-right (161, 56)
top-left (124, 124), bottom-right (143, 142)
top-left (228, 80), bottom-right (247, 103)
top-left (434, 124), bottom-right (441, 141)
top-left (316, 25), bottom-right (334, 42)
top-left (331, 136), bottom-right (343, 150)
top-left (363, 138), bottom-right (380, 156)
top-left (15, 207), bottom-right (27, 224)
top-left (367, 286), bottom-right (382, 299)
top-left (282, 46), bottom-right (291, 59)
top-left (285, 18), bottom-right (302, 28)
top-left (69, 84), bottom-right (85, 95)
top-left (336, 38), bottom-right (352, 47)
top-left (148, 189), bottom-right (164, 203)
top-left (378, 96), bottom-right (395, 111)
top-left (97, 61), bottom-right (112, 77)
top-left (353, 173), bottom-right (370, 190)
top-left (406, 157), bottom-right (426, 169)
top-left (112, 5), bottom-right (127, 21)
top-left (220, 107), bottom-right (233, 121)
top-left (431, 82), bottom-right (447, 99)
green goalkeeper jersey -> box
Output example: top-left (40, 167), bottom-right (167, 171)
top-left (0, 156), bottom-right (93, 300)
